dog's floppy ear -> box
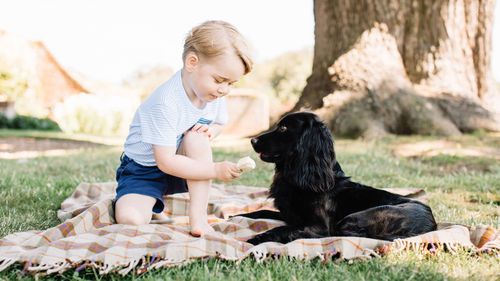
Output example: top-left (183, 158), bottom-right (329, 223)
top-left (283, 119), bottom-right (336, 192)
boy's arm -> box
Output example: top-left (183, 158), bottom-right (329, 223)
top-left (153, 145), bottom-right (216, 180)
top-left (153, 144), bottom-right (238, 181)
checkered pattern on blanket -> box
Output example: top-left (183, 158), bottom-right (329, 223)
top-left (0, 182), bottom-right (498, 276)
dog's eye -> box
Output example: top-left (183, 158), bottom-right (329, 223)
top-left (277, 126), bottom-right (287, 133)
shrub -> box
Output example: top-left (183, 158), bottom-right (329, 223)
top-left (52, 93), bottom-right (139, 136)
top-left (0, 113), bottom-right (60, 131)
top-left (0, 113), bottom-right (9, 128)
top-left (9, 115), bottom-right (60, 131)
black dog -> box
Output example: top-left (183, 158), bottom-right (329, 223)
top-left (239, 112), bottom-right (437, 245)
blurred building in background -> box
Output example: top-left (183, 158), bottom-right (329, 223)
top-left (0, 30), bottom-right (87, 117)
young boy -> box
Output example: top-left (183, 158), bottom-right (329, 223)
top-left (114, 20), bottom-right (254, 237)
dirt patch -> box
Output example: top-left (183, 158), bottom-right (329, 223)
top-left (393, 140), bottom-right (499, 174)
top-left (393, 140), bottom-right (500, 159)
top-left (0, 137), bottom-right (105, 159)
top-left (424, 159), bottom-right (495, 174)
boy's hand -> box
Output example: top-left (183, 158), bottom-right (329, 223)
top-left (214, 161), bottom-right (241, 181)
top-left (189, 123), bottom-right (213, 139)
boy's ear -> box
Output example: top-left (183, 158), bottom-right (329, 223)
top-left (184, 52), bottom-right (199, 72)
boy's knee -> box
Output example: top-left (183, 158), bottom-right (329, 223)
top-left (114, 194), bottom-right (156, 225)
top-left (181, 132), bottom-right (212, 158)
top-left (183, 131), bottom-right (210, 146)
top-left (115, 209), bottom-right (151, 225)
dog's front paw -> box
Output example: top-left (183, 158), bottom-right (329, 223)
top-left (229, 214), bottom-right (249, 220)
top-left (230, 213), bottom-right (255, 219)
top-left (246, 233), bottom-right (272, 245)
top-left (246, 236), bottom-right (263, 245)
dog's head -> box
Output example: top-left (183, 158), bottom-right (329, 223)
top-left (251, 112), bottom-right (336, 191)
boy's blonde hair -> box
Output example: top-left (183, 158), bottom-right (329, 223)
top-left (183, 20), bottom-right (253, 74)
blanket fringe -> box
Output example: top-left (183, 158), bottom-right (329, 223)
top-left (27, 263), bottom-right (56, 271)
top-left (250, 246), bottom-right (268, 263)
top-left (2, 229), bottom-right (499, 276)
top-left (476, 240), bottom-right (500, 255)
top-left (362, 248), bottom-right (381, 258)
top-left (320, 247), bottom-right (341, 262)
top-left (148, 258), bottom-right (188, 271)
top-left (246, 246), bottom-right (380, 263)
top-left (117, 259), bottom-right (140, 276)
top-left (46, 261), bottom-right (71, 274)
top-left (3, 238), bottom-right (499, 277)
top-left (96, 261), bottom-right (116, 275)
top-left (391, 239), bottom-right (467, 255)
top-left (0, 258), bottom-right (17, 271)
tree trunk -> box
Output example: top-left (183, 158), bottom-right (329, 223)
top-left (295, 0), bottom-right (500, 138)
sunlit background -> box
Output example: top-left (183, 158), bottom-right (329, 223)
top-left (2, 0), bottom-right (498, 83)
top-left (0, 0), bottom-right (317, 83)
top-left (0, 0), bottom-right (499, 137)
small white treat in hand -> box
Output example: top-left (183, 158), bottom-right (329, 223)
top-left (237, 156), bottom-right (256, 172)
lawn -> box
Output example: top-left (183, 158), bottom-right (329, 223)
top-left (0, 130), bottom-right (498, 280)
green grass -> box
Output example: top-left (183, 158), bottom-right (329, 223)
top-left (0, 131), bottom-right (499, 280)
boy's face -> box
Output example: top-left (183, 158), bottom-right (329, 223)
top-left (185, 52), bottom-right (245, 103)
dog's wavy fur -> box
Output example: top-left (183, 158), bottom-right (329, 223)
top-left (239, 112), bottom-right (437, 245)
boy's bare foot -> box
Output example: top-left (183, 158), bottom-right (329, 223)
top-left (190, 223), bottom-right (217, 237)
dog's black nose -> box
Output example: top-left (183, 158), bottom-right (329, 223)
top-left (250, 138), bottom-right (258, 145)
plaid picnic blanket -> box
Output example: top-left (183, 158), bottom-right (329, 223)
top-left (0, 182), bottom-right (498, 276)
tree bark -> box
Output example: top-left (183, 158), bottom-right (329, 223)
top-left (295, 0), bottom-right (499, 138)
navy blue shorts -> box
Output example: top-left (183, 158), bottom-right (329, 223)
top-left (115, 154), bottom-right (188, 213)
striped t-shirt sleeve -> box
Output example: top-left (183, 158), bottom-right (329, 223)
top-left (139, 102), bottom-right (178, 147)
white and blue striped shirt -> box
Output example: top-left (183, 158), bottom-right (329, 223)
top-left (123, 70), bottom-right (228, 166)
